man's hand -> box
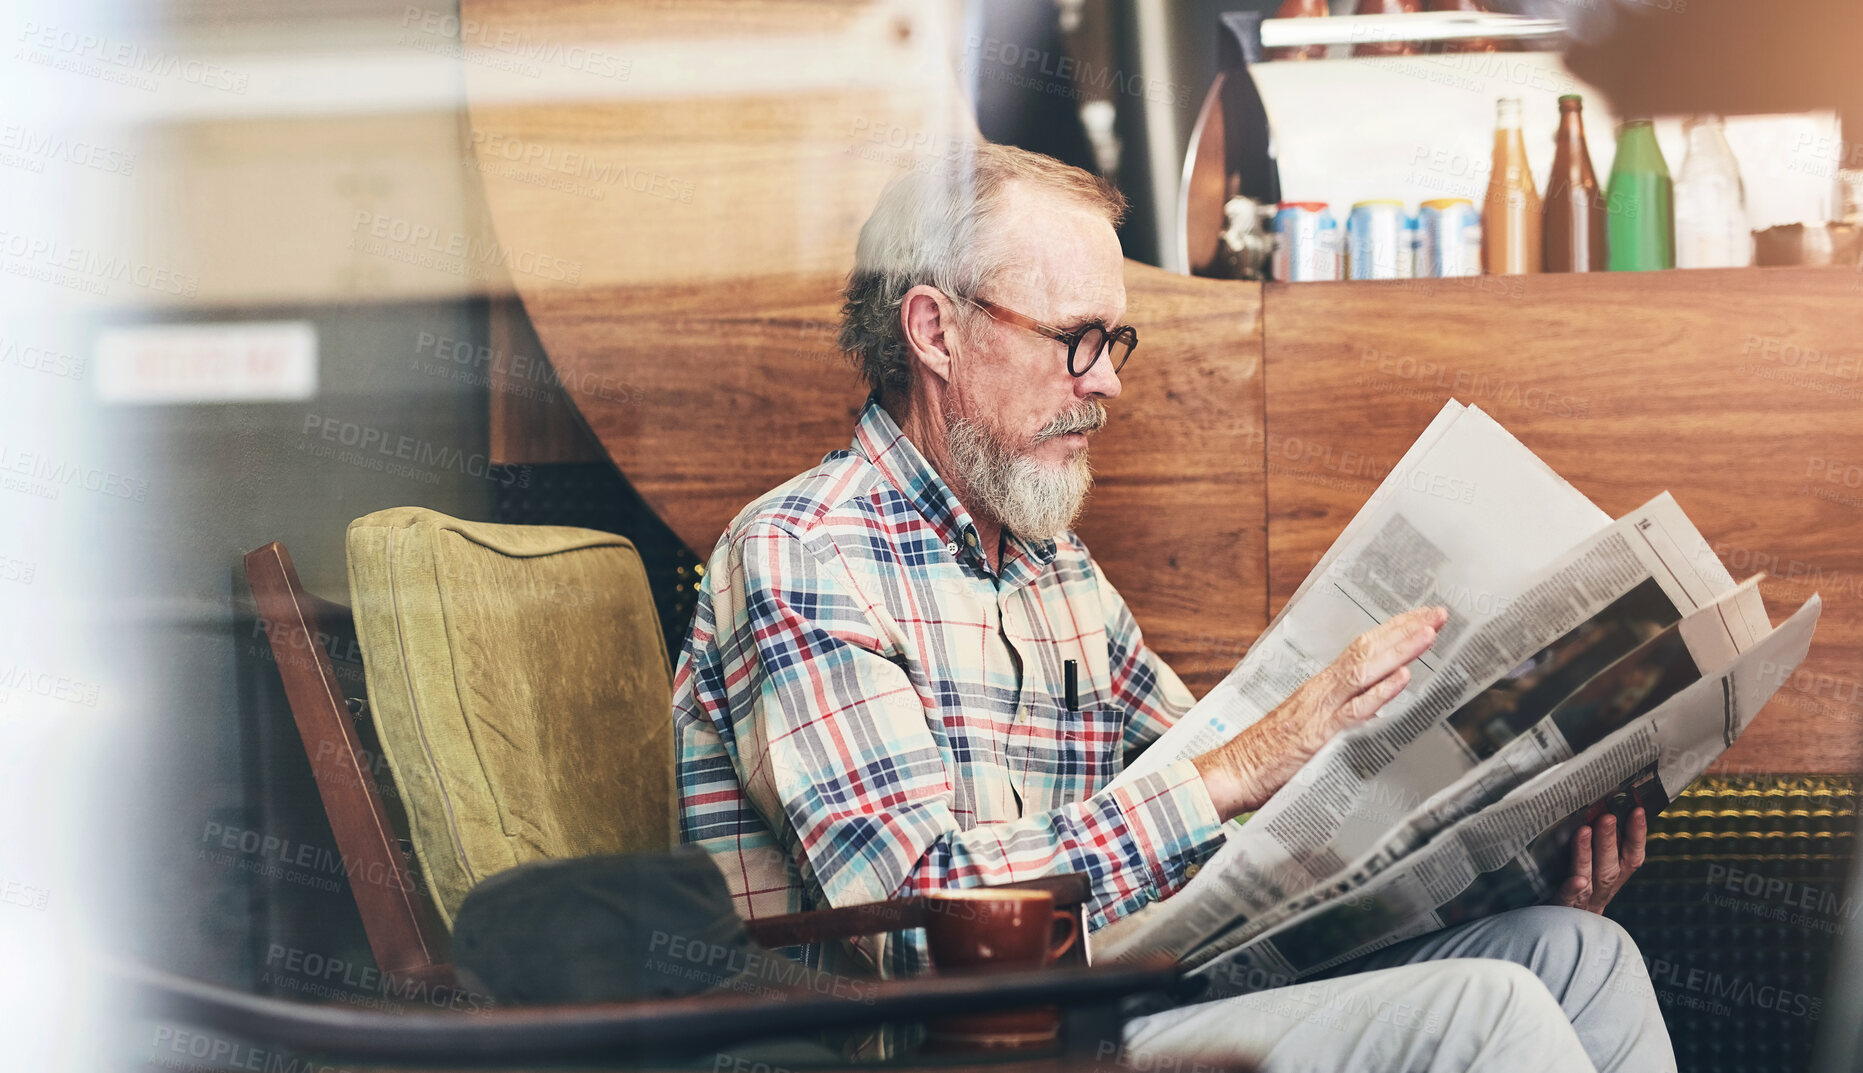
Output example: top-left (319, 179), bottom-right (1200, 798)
top-left (1555, 808), bottom-right (1648, 914)
top-left (1193, 606), bottom-right (1448, 820)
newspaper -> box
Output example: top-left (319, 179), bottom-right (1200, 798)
top-left (1091, 400), bottom-right (1821, 974)
top-left (1193, 594), bottom-right (1819, 995)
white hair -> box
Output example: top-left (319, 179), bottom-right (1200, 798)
top-left (838, 142), bottom-right (1126, 399)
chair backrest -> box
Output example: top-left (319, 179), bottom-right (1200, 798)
top-left (343, 507), bottom-right (676, 929)
top-left (243, 541), bottom-right (451, 984)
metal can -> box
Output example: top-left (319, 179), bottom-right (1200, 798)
top-left (1400, 212), bottom-right (1420, 279)
top-left (1347, 200), bottom-right (1408, 280)
top-left (1417, 198), bottom-right (1482, 278)
top-left (1271, 202), bottom-right (1340, 282)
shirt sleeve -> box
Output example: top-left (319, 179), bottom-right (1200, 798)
top-left (1095, 559), bottom-right (1201, 761)
top-left (718, 522), bottom-right (1224, 930)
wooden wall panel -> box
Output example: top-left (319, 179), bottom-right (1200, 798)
top-left (485, 297), bottom-right (604, 465)
top-left (458, 0), bottom-right (977, 293)
top-left (1066, 268), bottom-right (1266, 693)
top-left (1262, 266), bottom-right (1863, 773)
top-left (460, 0), bottom-right (1267, 698)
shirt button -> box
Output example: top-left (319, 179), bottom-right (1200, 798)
top-left (946, 541), bottom-right (960, 555)
top-left (965, 531), bottom-right (978, 546)
top-left (1185, 863), bottom-right (1202, 880)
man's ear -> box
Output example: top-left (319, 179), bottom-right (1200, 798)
top-left (900, 284), bottom-right (960, 387)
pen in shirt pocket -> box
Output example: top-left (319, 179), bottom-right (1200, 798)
top-left (1064, 659), bottom-right (1079, 711)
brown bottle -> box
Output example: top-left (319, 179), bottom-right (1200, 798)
top-left (1542, 94), bottom-right (1608, 272)
top-left (1265, 0), bottom-right (1331, 62)
top-left (1483, 97), bottom-right (1541, 275)
top-left (1353, 0), bottom-right (1422, 57)
top-left (1426, 0), bottom-right (1503, 53)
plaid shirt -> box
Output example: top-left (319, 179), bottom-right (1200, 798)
top-left (673, 395), bottom-right (1225, 985)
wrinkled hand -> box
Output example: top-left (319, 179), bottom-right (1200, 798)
top-left (1555, 808), bottom-right (1648, 914)
top-left (1194, 606), bottom-right (1447, 819)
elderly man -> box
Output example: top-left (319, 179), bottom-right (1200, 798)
top-left (673, 143), bottom-right (1673, 1072)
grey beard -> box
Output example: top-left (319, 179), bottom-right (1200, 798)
top-left (945, 413), bottom-right (1095, 541)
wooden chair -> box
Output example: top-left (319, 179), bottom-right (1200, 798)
top-left (243, 540), bottom-right (450, 987)
top-left (229, 538), bottom-right (1127, 1066)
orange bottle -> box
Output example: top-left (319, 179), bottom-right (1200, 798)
top-left (1482, 97), bottom-right (1541, 275)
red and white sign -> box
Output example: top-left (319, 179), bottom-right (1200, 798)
top-left (94, 321), bottom-right (317, 404)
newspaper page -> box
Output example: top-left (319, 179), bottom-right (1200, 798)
top-left (1338, 575), bottom-right (1769, 884)
top-left (1098, 490), bottom-right (1742, 964)
top-left (1189, 595), bottom-right (1820, 995)
top-left (1185, 574), bottom-right (1772, 966)
top-left (1114, 402), bottom-right (1610, 789)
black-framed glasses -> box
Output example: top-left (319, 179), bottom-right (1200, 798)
top-left (954, 294), bottom-right (1137, 377)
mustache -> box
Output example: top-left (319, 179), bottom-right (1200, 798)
top-left (1036, 401), bottom-right (1108, 440)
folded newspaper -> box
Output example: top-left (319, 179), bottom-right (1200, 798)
top-left (1091, 400), bottom-right (1821, 996)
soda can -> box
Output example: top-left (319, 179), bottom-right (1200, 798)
top-left (1400, 213), bottom-right (1420, 279)
top-left (1417, 198), bottom-right (1482, 277)
top-left (1271, 202), bottom-right (1340, 282)
top-left (1346, 200), bottom-right (1408, 280)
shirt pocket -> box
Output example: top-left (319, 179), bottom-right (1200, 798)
top-left (1007, 704), bottom-right (1127, 811)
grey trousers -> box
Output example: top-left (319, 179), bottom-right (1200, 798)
top-left (1121, 906), bottom-right (1676, 1073)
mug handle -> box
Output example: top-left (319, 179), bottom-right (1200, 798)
top-left (1047, 909), bottom-right (1080, 963)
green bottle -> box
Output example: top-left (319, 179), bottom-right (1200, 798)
top-left (1606, 119), bottom-right (1675, 271)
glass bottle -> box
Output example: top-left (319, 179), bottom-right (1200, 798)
top-left (1353, 0), bottom-right (1422, 57)
top-left (1543, 95), bottom-right (1607, 272)
top-left (1265, 0), bottom-right (1331, 62)
top-left (1674, 115), bottom-right (1753, 268)
top-left (1606, 119), bottom-right (1675, 271)
top-left (1482, 97), bottom-right (1541, 275)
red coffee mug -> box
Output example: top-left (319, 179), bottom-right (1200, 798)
top-left (922, 888), bottom-right (1079, 1050)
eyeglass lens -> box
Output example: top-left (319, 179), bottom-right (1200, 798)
top-left (1067, 326), bottom-right (1134, 377)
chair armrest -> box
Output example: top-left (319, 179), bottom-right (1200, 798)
top-left (744, 874), bottom-right (1093, 949)
top-left (117, 957), bottom-right (1181, 1067)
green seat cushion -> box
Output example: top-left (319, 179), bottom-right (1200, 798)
top-left (346, 507), bottom-right (675, 928)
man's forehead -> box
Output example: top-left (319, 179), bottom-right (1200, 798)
top-left (994, 256), bottom-right (1127, 318)
top-left (990, 184), bottom-right (1126, 319)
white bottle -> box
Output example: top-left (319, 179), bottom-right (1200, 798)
top-left (1674, 115), bottom-right (1753, 268)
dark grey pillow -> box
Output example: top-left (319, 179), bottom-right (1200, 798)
top-left (451, 846), bottom-right (841, 1006)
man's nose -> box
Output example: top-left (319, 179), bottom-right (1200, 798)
top-left (1075, 347), bottom-right (1122, 401)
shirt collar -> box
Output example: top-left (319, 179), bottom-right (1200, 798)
top-left (848, 394), bottom-right (1058, 586)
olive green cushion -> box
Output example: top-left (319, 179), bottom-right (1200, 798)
top-left (346, 507), bottom-right (675, 929)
